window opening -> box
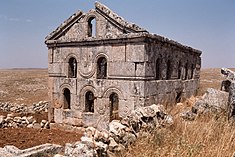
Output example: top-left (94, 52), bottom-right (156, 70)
top-left (109, 93), bottom-right (119, 121)
top-left (97, 57), bottom-right (107, 79)
top-left (88, 17), bottom-right (96, 37)
top-left (68, 57), bottom-right (77, 78)
top-left (156, 58), bottom-right (161, 80)
top-left (63, 88), bottom-right (71, 109)
top-left (178, 61), bottom-right (182, 79)
top-left (166, 60), bottom-right (172, 80)
top-left (85, 91), bottom-right (94, 112)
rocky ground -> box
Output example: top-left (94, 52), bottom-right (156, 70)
top-left (0, 69), bottom-right (48, 105)
top-left (0, 68), bottom-right (234, 155)
top-left (0, 69), bottom-right (82, 150)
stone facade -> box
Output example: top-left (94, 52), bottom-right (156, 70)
top-left (45, 2), bottom-right (201, 129)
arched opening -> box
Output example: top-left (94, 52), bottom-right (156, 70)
top-left (184, 62), bottom-right (188, 80)
top-left (178, 61), bottom-right (182, 79)
top-left (63, 88), bottom-right (71, 109)
top-left (85, 91), bottom-right (94, 112)
top-left (166, 60), bottom-right (172, 80)
top-left (109, 93), bottom-right (119, 121)
top-left (68, 57), bottom-right (77, 78)
top-left (88, 17), bottom-right (96, 37)
top-left (155, 58), bottom-right (161, 80)
top-left (190, 64), bottom-right (194, 79)
top-left (97, 57), bottom-right (107, 79)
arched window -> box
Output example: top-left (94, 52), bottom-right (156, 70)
top-left (190, 64), bottom-right (194, 79)
top-left (85, 91), bottom-right (94, 112)
top-left (68, 57), bottom-right (77, 78)
top-left (166, 60), bottom-right (172, 80)
top-left (97, 57), bottom-right (107, 79)
top-left (88, 17), bottom-right (96, 37)
top-left (155, 58), bottom-right (161, 80)
top-left (178, 61), bottom-right (182, 79)
top-left (109, 93), bottom-right (119, 121)
top-left (63, 88), bottom-right (71, 109)
top-left (184, 62), bottom-right (188, 80)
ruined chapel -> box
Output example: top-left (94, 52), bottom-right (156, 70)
top-left (45, 2), bottom-right (201, 129)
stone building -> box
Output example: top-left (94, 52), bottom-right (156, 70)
top-left (45, 2), bottom-right (201, 129)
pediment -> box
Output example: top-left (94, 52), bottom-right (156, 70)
top-left (45, 2), bottom-right (148, 44)
top-left (45, 11), bottom-right (84, 42)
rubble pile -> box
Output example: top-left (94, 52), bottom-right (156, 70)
top-left (0, 113), bottom-right (49, 129)
top-left (55, 104), bottom-right (173, 157)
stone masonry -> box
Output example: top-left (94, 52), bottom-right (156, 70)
top-left (45, 2), bottom-right (201, 129)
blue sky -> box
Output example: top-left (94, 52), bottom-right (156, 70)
top-left (0, 0), bottom-right (234, 68)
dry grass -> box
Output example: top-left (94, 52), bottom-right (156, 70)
top-left (117, 113), bottom-right (235, 157)
top-left (117, 68), bottom-right (235, 157)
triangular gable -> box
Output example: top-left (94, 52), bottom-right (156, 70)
top-left (45, 11), bottom-right (84, 42)
top-left (95, 2), bottom-right (148, 33)
top-left (45, 2), bottom-right (149, 43)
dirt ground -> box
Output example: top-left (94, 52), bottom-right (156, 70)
top-left (0, 128), bottom-right (82, 149)
top-left (0, 69), bottom-right (83, 149)
top-left (0, 68), bottom-right (234, 150)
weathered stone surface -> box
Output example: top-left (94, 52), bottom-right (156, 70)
top-left (228, 81), bottom-right (235, 120)
top-left (0, 148), bottom-right (13, 157)
top-left (59, 104), bottom-right (172, 156)
top-left (0, 143), bottom-right (63, 157)
top-left (0, 114), bottom-right (49, 129)
top-left (0, 101), bottom-right (48, 113)
top-left (192, 88), bottom-right (229, 114)
top-left (109, 121), bottom-right (127, 137)
top-left (45, 1), bottom-right (201, 129)
top-left (180, 110), bottom-right (197, 121)
top-left (221, 68), bottom-right (235, 92)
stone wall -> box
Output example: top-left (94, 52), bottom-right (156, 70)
top-left (45, 2), bottom-right (201, 128)
top-left (0, 101), bottom-right (49, 129)
top-left (0, 101), bottom-right (48, 113)
top-left (0, 113), bottom-right (49, 129)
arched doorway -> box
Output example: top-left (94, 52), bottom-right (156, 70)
top-left (68, 57), bottom-right (77, 78)
top-left (85, 91), bottom-right (94, 112)
top-left (97, 57), bottom-right (107, 79)
top-left (109, 93), bottom-right (119, 121)
top-left (63, 88), bottom-right (71, 109)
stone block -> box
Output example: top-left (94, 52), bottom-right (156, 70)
top-left (63, 117), bottom-right (83, 126)
top-left (126, 44), bottom-right (145, 62)
top-left (109, 45), bottom-right (126, 62)
top-left (54, 109), bottom-right (63, 124)
top-left (109, 62), bottom-right (135, 77)
top-left (48, 63), bottom-right (64, 75)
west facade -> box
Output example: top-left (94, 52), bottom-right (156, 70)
top-left (45, 2), bottom-right (201, 129)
